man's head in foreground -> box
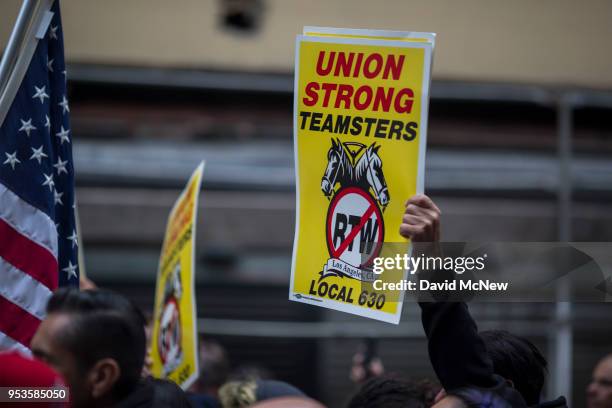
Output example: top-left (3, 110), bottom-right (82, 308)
top-left (251, 397), bottom-right (326, 408)
top-left (432, 396), bottom-right (467, 408)
top-left (31, 288), bottom-right (146, 408)
top-left (347, 375), bottom-right (437, 408)
top-left (480, 330), bottom-right (547, 405)
top-left (588, 354), bottom-right (612, 408)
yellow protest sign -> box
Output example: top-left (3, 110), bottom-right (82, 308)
top-left (303, 26), bottom-right (436, 45)
top-left (289, 29), bottom-right (434, 323)
top-left (150, 162), bottom-right (204, 388)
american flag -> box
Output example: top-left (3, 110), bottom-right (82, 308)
top-left (0, 1), bottom-right (78, 355)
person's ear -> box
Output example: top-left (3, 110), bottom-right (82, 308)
top-left (88, 358), bottom-right (121, 399)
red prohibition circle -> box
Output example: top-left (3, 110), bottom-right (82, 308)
top-left (158, 296), bottom-right (181, 364)
top-left (325, 187), bottom-right (384, 268)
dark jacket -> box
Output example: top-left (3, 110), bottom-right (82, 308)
top-left (187, 392), bottom-right (220, 408)
top-left (115, 378), bottom-right (193, 408)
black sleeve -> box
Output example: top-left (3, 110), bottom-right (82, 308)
top-left (419, 301), bottom-right (497, 391)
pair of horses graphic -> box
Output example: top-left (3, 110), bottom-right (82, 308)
top-left (321, 138), bottom-right (390, 209)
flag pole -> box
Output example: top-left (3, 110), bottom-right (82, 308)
top-left (0, 0), bottom-right (39, 108)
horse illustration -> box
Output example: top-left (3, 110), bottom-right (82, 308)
top-left (321, 138), bottom-right (390, 208)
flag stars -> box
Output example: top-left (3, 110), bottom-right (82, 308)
top-left (19, 118), bottom-right (37, 137)
top-left (47, 57), bottom-right (54, 72)
top-left (53, 157), bottom-right (68, 175)
top-left (3, 151), bottom-right (20, 170)
top-left (53, 190), bottom-right (63, 206)
top-left (58, 95), bottom-right (69, 114)
top-left (55, 126), bottom-right (70, 144)
top-left (62, 261), bottom-right (78, 280)
top-left (30, 145), bottom-right (48, 164)
top-left (67, 230), bottom-right (78, 248)
top-left (44, 115), bottom-right (50, 130)
top-left (49, 25), bottom-right (58, 40)
top-left (42, 173), bottom-right (55, 191)
top-left (32, 86), bottom-right (49, 104)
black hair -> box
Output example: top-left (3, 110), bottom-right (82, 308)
top-left (346, 375), bottom-right (434, 408)
top-left (46, 288), bottom-right (146, 399)
top-left (480, 330), bottom-right (547, 405)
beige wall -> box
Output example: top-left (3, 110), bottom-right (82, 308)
top-left (2, 0), bottom-right (612, 88)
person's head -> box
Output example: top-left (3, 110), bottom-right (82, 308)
top-left (480, 330), bottom-right (547, 405)
top-left (432, 395), bottom-right (468, 408)
top-left (588, 354), bottom-right (612, 408)
top-left (347, 375), bottom-right (434, 408)
top-left (31, 288), bottom-right (146, 408)
top-left (191, 338), bottom-right (230, 396)
top-left (251, 397), bottom-right (326, 408)
top-left (219, 379), bottom-right (305, 408)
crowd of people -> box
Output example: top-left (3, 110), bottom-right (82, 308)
top-left (1, 195), bottom-right (611, 407)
